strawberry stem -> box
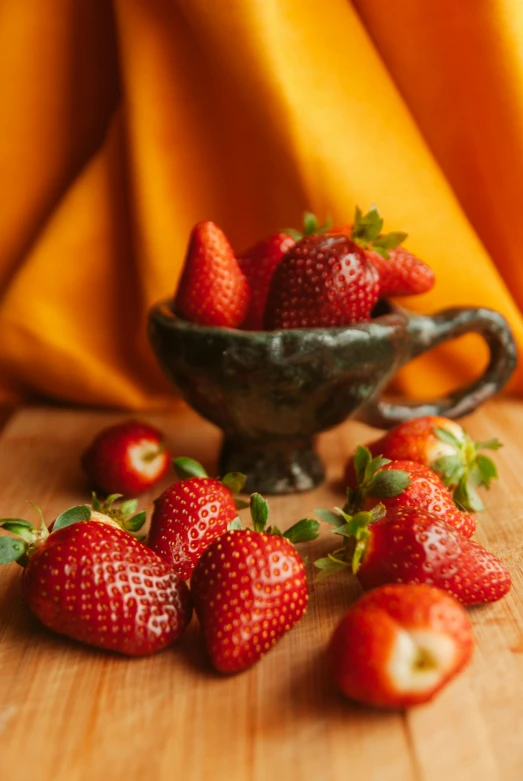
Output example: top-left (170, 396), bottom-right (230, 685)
top-left (142, 441), bottom-right (166, 463)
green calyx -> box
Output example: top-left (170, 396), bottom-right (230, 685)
top-left (91, 493), bottom-right (146, 533)
top-left (0, 502), bottom-right (92, 567)
top-left (173, 456), bottom-right (247, 510)
top-left (284, 211), bottom-right (333, 242)
top-left (313, 446), bottom-right (410, 580)
top-left (230, 492), bottom-right (320, 544)
top-left (432, 427), bottom-right (502, 512)
top-left (313, 503), bottom-right (385, 577)
top-left (351, 205), bottom-right (407, 259)
top-left (344, 445), bottom-right (411, 515)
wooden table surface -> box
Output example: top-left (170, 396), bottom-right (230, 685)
top-left (1, 400), bottom-right (523, 781)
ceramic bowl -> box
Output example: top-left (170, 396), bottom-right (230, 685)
top-left (148, 300), bottom-right (517, 494)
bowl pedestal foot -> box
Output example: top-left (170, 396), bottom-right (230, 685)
top-left (218, 434), bottom-right (325, 495)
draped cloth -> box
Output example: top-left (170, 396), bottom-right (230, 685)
top-left (1, 0), bottom-right (522, 409)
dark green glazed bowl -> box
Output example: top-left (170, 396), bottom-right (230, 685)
top-left (148, 300), bottom-right (517, 494)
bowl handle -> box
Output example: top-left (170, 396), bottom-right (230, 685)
top-left (356, 306), bottom-right (518, 429)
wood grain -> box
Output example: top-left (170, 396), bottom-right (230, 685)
top-left (1, 401), bottom-right (523, 781)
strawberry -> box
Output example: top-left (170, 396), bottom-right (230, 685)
top-left (329, 583), bottom-right (474, 708)
top-left (360, 415), bottom-right (502, 511)
top-left (81, 419), bottom-right (171, 497)
top-left (191, 493), bottom-right (318, 673)
top-left (147, 457), bottom-right (245, 580)
top-left (314, 504), bottom-right (511, 605)
top-left (174, 220), bottom-right (250, 327)
top-left (344, 447), bottom-right (476, 537)
top-left (264, 233), bottom-right (380, 329)
top-left (0, 504), bottom-right (192, 655)
top-left (336, 205), bottom-right (435, 297)
top-left (238, 232), bottom-right (296, 330)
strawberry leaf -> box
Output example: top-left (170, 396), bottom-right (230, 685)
top-left (303, 212), bottom-right (319, 235)
top-left (119, 499), bottom-right (138, 518)
top-left (0, 519), bottom-right (36, 542)
top-left (334, 510), bottom-right (373, 538)
top-left (453, 478), bottom-right (484, 513)
top-left (373, 231), bottom-right (408, 252)
top-left (472, 455), bottom-right (498, 488)
top-left (332, 523), bottom-right (354, 538)
top-left (234, 498), bottom-right (250, 510)
top-left (364, 455), bottom-right (391, 484)
top-left (227, 517), bottom-right (243, 531)
top-left (433, 426), bottom-right (462, 449)
top-left (123, 511), bottom-right (146, 532)
top-left (221, 472), bottom-right (247, 494)
top-left (283, 519), bottom-right (320, 544)
top-left (104, 493), bottom-right (124, 507)
top-left (53, 505), bottom-right (92, 531)
top-left (353, 205), bottom-right (383, 241)
top-left (91, 492), bottom-right (102, 511)
top-left (173, 457), bottom-right (207, 479)
top-left (0, 536), bottom-right (28, 564)
top-left (249, 493), bottom-right (269, 533)
top-left (314, 553), bottom-right (350, 579)
top-left (366, 469), bottom-right (410, 498)
top-left (313, 507), bottom-right (345, 527)
top-left (432, 454), bottom-right (464, 487)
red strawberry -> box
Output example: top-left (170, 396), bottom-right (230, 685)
top-left (331, 206), bottom-right (435, 297)
top-left (81, 419), bottom-right (171, 497)
top-left (364, 245), bottom-right (435, 297)
top-left (329, 583), bottom-right (474, 708)
top-left (238, 232), bottom-right (295, 330)
top-left (0, 505), bottom-right (192, 656)
top-left (174, 220), bottom-right (250, 327)
top-left (264, 234), bottom-right (380, 329)
top-left (343, 447), bottom-right (476, 537)
top-left (314, 505), bottom-right (511, 605)
top-left (191, 493), bottom-right (318, 673)
top-left (147, 457), bottom-right (244, 580)
top-left (361, 415), bottom-right (502, 511)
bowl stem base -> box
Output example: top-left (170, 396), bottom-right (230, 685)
top-left (218, 434), bottom-right (325, 495)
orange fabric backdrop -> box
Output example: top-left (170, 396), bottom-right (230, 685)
top-left (0, 0), bottom-right (522, 409)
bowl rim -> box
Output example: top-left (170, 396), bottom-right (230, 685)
top-left (148, 298), bottom-right (409, 340)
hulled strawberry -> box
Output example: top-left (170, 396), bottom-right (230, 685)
top-left (264, 233), bottom-right (380, 329)
top-left (329, 583), bottom-right (474, 709)
top-left (334, 205), bottom-right (435, 297)
top-left (359, 415), bottom-right (502, 511)
top-left (314, 504), bottom-right (511, 605)
top-left (191, 493), bottom-right (318, 673)
top-left (81, 419), bottom-right (171, 497)
top-left (238, 232), bottom-right (295, 330)
top-left (174, 220), bottom-right (250, 327)
top-left (147, 457), bottom-right (244, 580)
top-left (0, 504), bottom-right (192, 655)
top-left (344, 447), bottom-right (476, 537)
